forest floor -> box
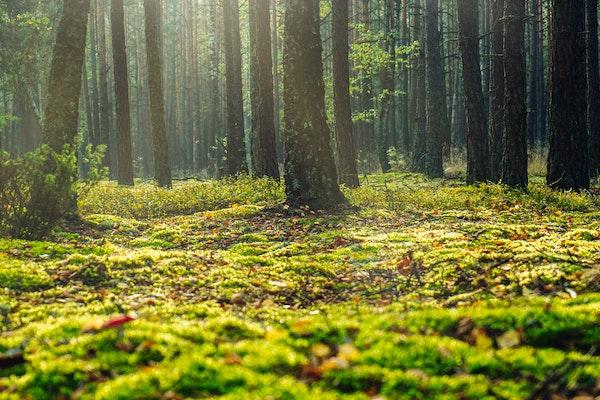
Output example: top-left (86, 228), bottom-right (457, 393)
top-left (0, 173), bottom-right (599, 399)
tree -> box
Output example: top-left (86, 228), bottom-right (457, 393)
top-left (501, 0), bottom-right (528, 188)
top-left (547, 0), bottom-right (589, 190)
top-left (410, 0), bottom-right (427, 172)
top-left (223, 0), bottom-right (246, 176)
top-left (111, 0), bottom-right (134, 186)
top-left (143, 0), bottom-right (172, 188)
top-left (249, 0), bottom-right (279, 179)
top-left (96, 0), bottom-right (112, 171)
top-left (282, 0), bottom-right (346, 209)
top-left (489, 0), bottom-right (504, 182)
top-left (586, 0), bottom-right (600, 178)
top-left (457, 0), bottom-right (490, 184)
top-left (424, 0), bottom-right (448, 178)
top-left (332, 0), bottom-right (359, 188)
top-left (42, 0), bottom-right (90, 151)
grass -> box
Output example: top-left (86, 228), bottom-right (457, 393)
top-left (0, 173), bottom-right (599, 399)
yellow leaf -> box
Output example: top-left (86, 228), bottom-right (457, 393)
top-left (497, 330), bottom-right (521, 349)
top-left (310, 343), bottom-right (331, 358)
top-left (338, 343), bottom-right (360, 362)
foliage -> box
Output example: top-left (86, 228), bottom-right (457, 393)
top-left (0, 146), bottom-right (77, 239)
top-left (0, 174), bottom-right (599, 398)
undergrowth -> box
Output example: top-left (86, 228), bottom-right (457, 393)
top-left (1, 173), bottom-right (599, 399)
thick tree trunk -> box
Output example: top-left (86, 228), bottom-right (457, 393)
top-left (489, 0), bottom-right (504, 182)
top-left (586, 0), bottom-right (600, 178)
top-left (42, 0), bottom-right (90, 151)
top-left (457, 0), bottom-right (490, 184)
top-left (144, 0), bottom-right (172, 188)
top-left (547, 0), bottom-right (589, 190)
top-left (282, 0), bottom-right (346, 209)
top-left (111, 0), bottom-right (134, 186)
top-left (501, 0), bottom-right (528, 188)
top-left (249, 0), bottom-right (280, 179)
top-left (332, 0), bottom-right (359, 187)
top-left (223, 0), bottom-right (246, 176)
top-left (424, 0), bottom-right (448, 178)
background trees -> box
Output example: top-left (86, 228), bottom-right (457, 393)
top-left (1, 0), bottom-right (599, 208)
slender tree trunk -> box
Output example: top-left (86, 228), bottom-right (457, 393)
top-left (249, 0), bottom-right (280, 179)
top-left (272, 0), bottom-right (283, 164)
top-left (96, 0), bottom-right (112, 171)
top-left (111, 0), bottom-right (134, 185)
top-left (457, 0), bottom-right (490, 184)
top-left (547, 0), bottom-right (589, 190)
top-left (489, 0), bottom-right (504, 181)
top-left (586, 0), bottom-right (600, 178)
top-left (144, 0), bottom-right (172, 188)
top-left (378, 0), bottom-right (396, 172)
top-left (424, 0), bottom-right (448, 177)
top-left (223, 0), bottom-right (246, 175)
top-left (501, 0), bottom-right (528, 188)
top-left (410, 0), bottom-right (427, 172)
top-left (283, 0), bottom-right (346, 209)
top-left (332, 0), bottom-right (360, 187)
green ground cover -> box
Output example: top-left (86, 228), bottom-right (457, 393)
top-left (0, 173), bottom-right (599, 399)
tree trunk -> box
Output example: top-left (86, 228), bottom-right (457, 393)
top-left (223, 0), bottom-right (246, 176)
top-left (111, 0), bottom-right (134, 186)
top-left (410, 0), bottom-right (427, 172)
top-left (42, 0), bottom-right (90, 151)
top-left (547, 0), bottom-right (589, 190)
top-left (424, 0), bottom-right (448, 177)
top-left (144, 0), bottom-right (172, 188)
top-left (501, 0), bottom-right (528, 188)
top-left (586, 0), bottom-right (600, 178)
top-left (249, 0), bottom-right (280, 179)
top-left (457, 0), bottom-right (490, 184)
top-left (489, 0), bottom-right (504, 181)
top-left (332, 0), bottom-right (360, 187)
top-left (282, 0), bottom-right (347, 209)
top-left (96, 0), bottom-right (112, 171)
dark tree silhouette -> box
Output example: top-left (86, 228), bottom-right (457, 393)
top-left (144, 0), bottom-right (172, 188)
top-left (249, 0), bottom-right (279, 180)
top-left (489, 0), bottom-right (504, 182)
top-left (586, 0), bottom-right (600, 178)
top-left (111, 0), bottom-right (134, 186)
top-left (457, 0), bottom-right (490, 184)
top-left (547, 0), bottom-right (589, 190)
top-left (502, 0), bottom-right (528, 188)
top-left (282, 0), bottom-right (347, 209)
top-left (332, 0), bottom-right (359, 188)
top-left (223, 0), bottom-right (246, 176)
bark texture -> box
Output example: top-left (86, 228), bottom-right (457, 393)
top-left (332, 0), bottom-right (359, 187)
top-left (111, 0), bottom-right (134, 186)
top-left (144, 0), bottom-right (172, 188)
top-left (282, 0), bottom-right (347, 209)
top-left (457, 0), bottom-right (490, 184)
top-left (249, 0), bottom-right (280, 179)
top-left (502, 0), bottom-right (528, 188)
top-left (547, 0), bottom-right (589, 190)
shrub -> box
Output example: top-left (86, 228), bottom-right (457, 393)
top-left (0, 146), bottom-right (76, 239)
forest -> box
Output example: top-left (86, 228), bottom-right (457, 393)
top-left (0, 0), bottom-right (599, 398)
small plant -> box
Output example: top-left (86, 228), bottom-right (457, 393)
top-left (0, 145), bottom-right (77, 239)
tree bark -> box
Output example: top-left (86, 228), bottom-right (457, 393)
top-left (249, 0), bottom-right (280, 179)
top-left (42, 0), bottom-right (90, 151)
top-left (547, 0), bottom-right (589, 190)
top-left (332, 0), bottom-right (359, 187)
top-left (144, 0), bottom-right (172, 188)
top-left (282, 0), bottom-right (347, 209)
top-left (424, 0), bottom-right (448, 178)
top-left (457, 0), bottom-right (490, 184)
top-left (489, 0), bottom-right (504, 181)
top-left (96, 0), bottom-right (112, 171)
top-left (586, 0), bottom-right (600, 178)
top-left (111, 0), bottom-right (134, 186)
top-left (501, 0), bottom-right (528, 188)
top-left (223, 0), bottom-right (246, 176)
